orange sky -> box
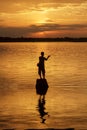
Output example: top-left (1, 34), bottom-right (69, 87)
top-left (0, 0), bottom-right (87, 37)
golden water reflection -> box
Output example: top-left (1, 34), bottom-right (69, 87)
top-left (0, 42), bottom-right (87, 129)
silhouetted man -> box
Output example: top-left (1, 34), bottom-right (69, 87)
top-left (37, 52), bottom-right (50, 79)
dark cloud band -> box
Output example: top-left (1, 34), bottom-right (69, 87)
top-left (0, 23), bottom-right (87, 37)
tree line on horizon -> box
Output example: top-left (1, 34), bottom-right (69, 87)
top-left (0, 37), bottom-right (87, 42)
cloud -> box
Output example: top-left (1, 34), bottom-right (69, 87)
top-left (0, 1), bottom-right (86, 38)
top-left (0, 19), bottom-right (4, 22)
top-left (0, 23), bottom-right (87, 37)
top-left (0, 0), bottom-right (86, 13)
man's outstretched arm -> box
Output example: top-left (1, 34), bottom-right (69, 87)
top-left (45, 55), bottom-right (51, 60)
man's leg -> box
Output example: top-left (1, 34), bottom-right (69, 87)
top-left (42, 69), bottom-right (45, 79)
top-left (38, 68), bottom-right (41, 78)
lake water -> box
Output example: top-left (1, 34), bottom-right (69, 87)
top-left (0, 42), bottom-right (87, 130)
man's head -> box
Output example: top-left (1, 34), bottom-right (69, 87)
top-left (41, 52), bottom-right (44, 56)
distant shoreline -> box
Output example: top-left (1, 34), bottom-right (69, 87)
top-left (0, 37), bottom-right (87, 42)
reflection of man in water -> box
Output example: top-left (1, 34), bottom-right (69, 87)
top-left (38, 96), bottom-right (48, 123)
top-left (37, 52), bottom-right (50, 79)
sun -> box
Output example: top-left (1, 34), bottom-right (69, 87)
top-left (36, 16), bottom-right (49, 25)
